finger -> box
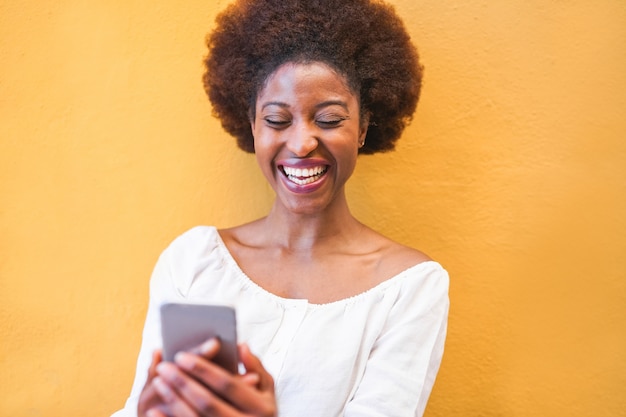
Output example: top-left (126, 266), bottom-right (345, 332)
top-left (138, 350), bottom-right (165, 414)
top-left (187, 337), bottom-right (220, 359)
top-left (148, 349), bottom-right (163, 380)
top-left (157, 361), bottom-right (235, 417)
top-left (138, 358), bottom-right (173, 417)
top-left (138, 383), bottom-right (163, 415)
top-left (239, 344), bottom-right (274, 392)
top-left (175, 351), bottom-right (273, 415)
top-left (240, 372), bottom-right (261, 387)
top-left (152, 375), bottom-right (198, 417)
top-left (145, 407), bottom-right (168, 417)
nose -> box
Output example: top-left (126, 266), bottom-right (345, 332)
top-left (285, 122), bottom-right (319, 157)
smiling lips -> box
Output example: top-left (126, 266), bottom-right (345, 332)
top-left (282, 165), bottom-right (328, 185)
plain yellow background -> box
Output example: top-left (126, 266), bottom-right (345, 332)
top-left (1, 0), bottom-right (625, 416)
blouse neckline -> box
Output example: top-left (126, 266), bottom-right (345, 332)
top-left (211, 226), bottom-right (437, 308)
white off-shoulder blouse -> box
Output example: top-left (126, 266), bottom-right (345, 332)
top-left (112, 226), bottom-right (449, 417)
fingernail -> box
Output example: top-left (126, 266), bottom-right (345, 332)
top-left (153, 376), bottom-right (174, 401)
top-left (156, 361), bottom-right (168, 375)
top-left (200, 338), bottom-right (219, 355)
top-left (156, 361), bottom-right (176, 381)
top-left (246, 372), bottom-right (260, 385)
top-left (174, 351), bottom-right (194, 370)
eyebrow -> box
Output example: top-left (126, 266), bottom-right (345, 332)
top-left (261, 100), bottom-right (350, 112)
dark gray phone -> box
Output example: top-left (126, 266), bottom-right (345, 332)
top-left (160, 303), bottom-right (238, 374)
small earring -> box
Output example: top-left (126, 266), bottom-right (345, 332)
top-left (359, 138), bottom-right (365, 148)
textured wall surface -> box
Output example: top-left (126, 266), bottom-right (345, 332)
top-left (1, 0), bottom-right (625, 416)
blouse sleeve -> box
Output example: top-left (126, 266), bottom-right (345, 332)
top-left (344, 263), bottom-right (450, 417)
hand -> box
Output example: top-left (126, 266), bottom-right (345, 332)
top-left (141, 339), bottom-right (277, 417)
top-left (137, 349), bottom-right (173, 417)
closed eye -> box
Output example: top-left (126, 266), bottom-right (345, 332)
top-left (316, 118), bottom-right (345, 128)
top-left (264, 118), bottom-right (291, 128)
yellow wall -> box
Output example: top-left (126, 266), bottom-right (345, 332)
top-left (1, 0), bottom-right (624, 415)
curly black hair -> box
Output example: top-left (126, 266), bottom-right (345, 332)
top-left (203, 0), bottom-right (422, 154)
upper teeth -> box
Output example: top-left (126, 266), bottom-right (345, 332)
top-left (283, 166), bottom-right (326, 178)
top-left (283, 166), bottom-right (327, 185)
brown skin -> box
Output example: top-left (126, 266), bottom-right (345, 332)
top-left (219, 217), bottom-right (428, 304)
top-left (138, 341), bottom-right (276, 417)
top-left (137, 61), bottom-right (429, 415)
top-left (221, 62), bottom-right (429, 304)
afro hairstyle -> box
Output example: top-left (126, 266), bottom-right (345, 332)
top-left (203, 0), bottom-right (423, 154)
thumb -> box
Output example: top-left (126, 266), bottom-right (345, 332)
top-left (239, 343), bottom-right (274, 391)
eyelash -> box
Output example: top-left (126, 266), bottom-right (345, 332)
top-left (264, 118), bottom-right (289, 127)
top-left (263, 117), bottom-right (345, 129)
top-left (317, 118), bottom-right (344, 127)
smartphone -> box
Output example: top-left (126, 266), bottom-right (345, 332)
top-left (160, 302), bottom-right (238, 374)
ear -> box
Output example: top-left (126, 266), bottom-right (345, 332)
top-left (358, 112), bottom-right (370, 148)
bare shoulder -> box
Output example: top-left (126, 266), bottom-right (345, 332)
top-left (386, 240), bottom-right (432, 267)
top-left (218, 219), bottom-right (266, 248)
top-left (362, 227), bottom-right (433, 282)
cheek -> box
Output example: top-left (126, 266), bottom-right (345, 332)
top-left (253, 132), bottom-right (279, 176)
top-left (330, 141), bottom-right (359, 175)
top-left (253, 130), bottom-right (272, 157)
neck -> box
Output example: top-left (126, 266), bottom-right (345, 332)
top-left (261, 192), bottom-right (363, 252)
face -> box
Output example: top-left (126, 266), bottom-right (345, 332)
top-left (251, 62), bottom-right (368, 215)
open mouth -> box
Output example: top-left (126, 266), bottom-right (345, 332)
top-left (281, 165), bottom-right (328, 185)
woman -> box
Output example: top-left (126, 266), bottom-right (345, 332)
top-left (113, 0), bottom-right (449, 416)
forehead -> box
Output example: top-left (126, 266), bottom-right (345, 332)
top-left (257, 62), bottom-right (357, 104)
